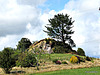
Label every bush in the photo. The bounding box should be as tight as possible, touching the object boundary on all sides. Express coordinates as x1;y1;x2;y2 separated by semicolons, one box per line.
75;56;85;63
77;48;85;56
52;46;66;53
80;57;85;62
52;59;61;64
55;60;61;64
0;47;16;74
62;61;68;64
75;56;80;63
70;56;78;63
16;53;37;67
86;56;91;61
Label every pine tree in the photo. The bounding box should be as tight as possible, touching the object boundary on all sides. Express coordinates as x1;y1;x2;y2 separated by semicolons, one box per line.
44;13;75;47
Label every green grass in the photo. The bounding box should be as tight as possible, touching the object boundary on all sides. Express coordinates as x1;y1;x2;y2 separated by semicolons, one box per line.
37;53;86;62
29;67;100;75
37;53;77;62
50;53;85;61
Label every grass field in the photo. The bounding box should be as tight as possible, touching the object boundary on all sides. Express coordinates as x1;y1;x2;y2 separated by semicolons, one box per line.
29;67;100;75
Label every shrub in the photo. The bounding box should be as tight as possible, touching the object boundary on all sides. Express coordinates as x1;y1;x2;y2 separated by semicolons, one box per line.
77;48;85;56
86;56;91;61
55;60;61;64
75;56;80;63
80;57;85;62
53;59;58;63
0;47;16;74
75;56;85;63
52;46;66;53
16;53;37;67
70;56;78;63
62;61;68;64
52;59;61;64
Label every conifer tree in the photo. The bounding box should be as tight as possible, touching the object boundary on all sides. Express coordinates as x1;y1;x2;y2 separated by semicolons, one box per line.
44;13;75;47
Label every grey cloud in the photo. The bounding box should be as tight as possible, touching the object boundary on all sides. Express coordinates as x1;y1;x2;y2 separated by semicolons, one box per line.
0;16;42;36
17;0;46;6
0;22;27;36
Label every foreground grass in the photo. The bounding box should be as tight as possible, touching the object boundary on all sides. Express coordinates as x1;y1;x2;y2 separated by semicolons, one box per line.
29;67;100;75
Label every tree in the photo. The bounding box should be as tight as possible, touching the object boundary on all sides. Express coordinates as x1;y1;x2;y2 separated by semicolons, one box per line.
77;48;85;56
17;38;32;52
44;13;76;47
0;47;16;74
31;48;51;70
16;52;36;67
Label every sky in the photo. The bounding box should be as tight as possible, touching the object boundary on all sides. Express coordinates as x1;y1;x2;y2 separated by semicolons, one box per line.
0;0;100;58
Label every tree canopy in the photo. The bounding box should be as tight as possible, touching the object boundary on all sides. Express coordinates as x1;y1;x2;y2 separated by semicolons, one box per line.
17;38;32;52
77;48;85;56
44;13;76;47
0;47;16;74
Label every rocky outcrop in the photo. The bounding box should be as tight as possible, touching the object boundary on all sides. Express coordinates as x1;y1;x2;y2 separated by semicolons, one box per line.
28;38;75;54
29;38;55;54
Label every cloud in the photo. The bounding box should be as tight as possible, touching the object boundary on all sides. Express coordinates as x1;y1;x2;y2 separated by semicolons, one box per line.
23;10;57;41
0;35;22;50
17;0;46;6
61;0;100;57
0;0;43;36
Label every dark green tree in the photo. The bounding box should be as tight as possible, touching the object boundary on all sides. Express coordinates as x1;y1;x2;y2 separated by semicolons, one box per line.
17;38;32;52
77;48;85;56
0;47;16;74
44;13;76;47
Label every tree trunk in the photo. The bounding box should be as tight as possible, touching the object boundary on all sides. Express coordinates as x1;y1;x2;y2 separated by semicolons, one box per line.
61;24;65;46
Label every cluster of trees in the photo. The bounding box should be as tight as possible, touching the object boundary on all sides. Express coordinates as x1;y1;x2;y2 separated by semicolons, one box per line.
0;38;36;74
0;47;44;73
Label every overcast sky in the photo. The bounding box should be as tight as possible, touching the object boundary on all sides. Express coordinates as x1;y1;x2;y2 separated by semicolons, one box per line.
0;0;100;58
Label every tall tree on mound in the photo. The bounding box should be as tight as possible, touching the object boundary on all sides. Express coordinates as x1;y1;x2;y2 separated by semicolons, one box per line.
44;13;76;47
